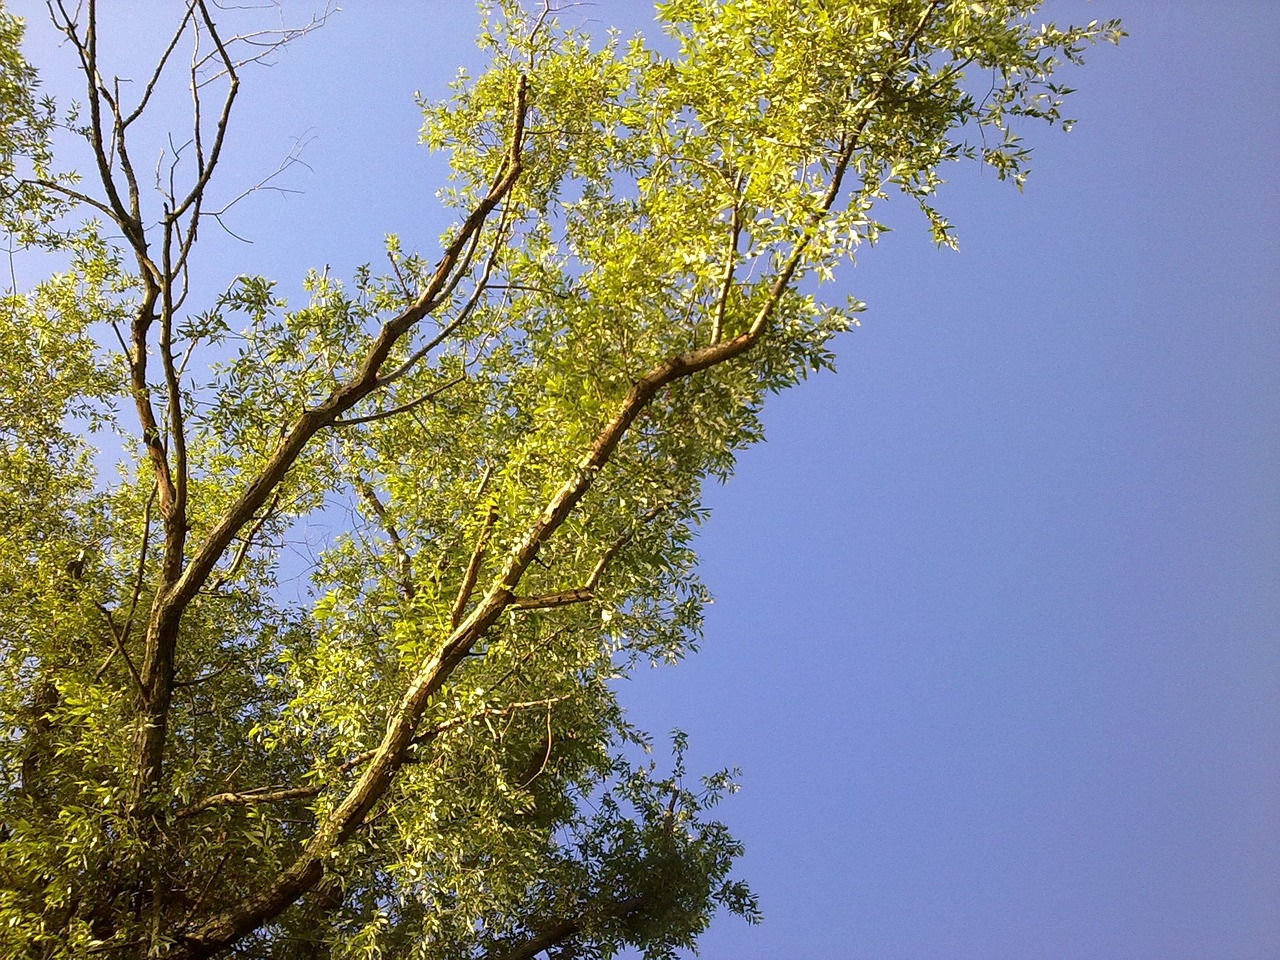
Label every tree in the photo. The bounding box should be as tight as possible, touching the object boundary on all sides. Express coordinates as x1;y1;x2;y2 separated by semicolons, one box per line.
0;1;1121;957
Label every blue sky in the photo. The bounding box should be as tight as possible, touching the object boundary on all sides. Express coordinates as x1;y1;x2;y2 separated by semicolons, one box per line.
23;1;1279;957
629;5;1278;956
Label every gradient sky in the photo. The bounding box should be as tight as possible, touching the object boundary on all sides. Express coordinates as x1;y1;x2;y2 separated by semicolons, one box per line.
23;1;1280;958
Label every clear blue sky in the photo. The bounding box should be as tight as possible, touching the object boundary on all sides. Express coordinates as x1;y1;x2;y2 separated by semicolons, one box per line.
25;1;1279;957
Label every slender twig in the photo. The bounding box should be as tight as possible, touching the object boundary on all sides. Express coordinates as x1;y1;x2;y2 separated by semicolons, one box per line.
120;481;158;646
180;846;234;931
374;197;515;389
209;490;282;592
173;660;236;688
711;171;744;344
353;476;415;600
24;177;116;220
331;374;465;428
168;1;239;224
122;2;197;128
511;504;667;610
586;503;666;589
93;603;146;694
191;7;334;85
451;503;498;628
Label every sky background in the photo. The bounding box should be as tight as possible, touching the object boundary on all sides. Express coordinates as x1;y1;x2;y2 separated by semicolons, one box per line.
21;1;1280;958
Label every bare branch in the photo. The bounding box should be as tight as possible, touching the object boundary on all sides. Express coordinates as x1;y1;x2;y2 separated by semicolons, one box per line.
168;1;240;225
47;0;145;247
200;134;312;219
172;659;236;688
191;5;335;85
121;2;198;129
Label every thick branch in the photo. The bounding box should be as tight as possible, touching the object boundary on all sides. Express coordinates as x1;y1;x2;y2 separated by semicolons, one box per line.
168;74;528;620
127;77;531;817
511;588;594;611
175;320;765;960
169;13;938;954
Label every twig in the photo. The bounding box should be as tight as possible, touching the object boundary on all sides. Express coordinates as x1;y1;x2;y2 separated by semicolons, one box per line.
711;171;744;344
452;503;499;628
353;476;415;600
331;374;465;428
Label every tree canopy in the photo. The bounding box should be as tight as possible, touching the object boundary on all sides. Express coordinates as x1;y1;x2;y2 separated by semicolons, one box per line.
0;1;1119;957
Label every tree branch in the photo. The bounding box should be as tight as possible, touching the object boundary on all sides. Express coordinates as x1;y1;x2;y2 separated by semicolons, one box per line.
168;73;529;620
353;476;415;600
122;2;196;129
120;480;158;648
711;171;744;345
511;588;594;611
330;374;465;428
174;697;565;820
452;502;498;628
93;603;146;694
490;896;648;960
170;12;940;952
168;1;239;225
209;490;281;593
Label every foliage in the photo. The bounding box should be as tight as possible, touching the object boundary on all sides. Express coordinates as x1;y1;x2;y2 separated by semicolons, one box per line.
0;1;1119;957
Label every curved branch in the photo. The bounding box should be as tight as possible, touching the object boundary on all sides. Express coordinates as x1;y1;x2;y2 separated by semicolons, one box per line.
174;697;565;821
122;2;197;129
490;896;648;960
330;374;465;428
167;73;530;621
